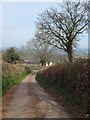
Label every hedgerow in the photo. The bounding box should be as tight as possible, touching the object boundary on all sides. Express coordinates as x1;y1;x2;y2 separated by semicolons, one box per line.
2;61;31;96
36;58;90;116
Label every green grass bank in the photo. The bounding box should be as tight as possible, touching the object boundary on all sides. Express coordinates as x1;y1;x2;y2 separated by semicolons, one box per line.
2;61;31;96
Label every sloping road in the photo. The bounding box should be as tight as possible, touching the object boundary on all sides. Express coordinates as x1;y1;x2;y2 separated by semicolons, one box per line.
2;74;71;118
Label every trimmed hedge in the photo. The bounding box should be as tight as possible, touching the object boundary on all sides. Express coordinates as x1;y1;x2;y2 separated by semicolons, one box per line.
36;58;90;116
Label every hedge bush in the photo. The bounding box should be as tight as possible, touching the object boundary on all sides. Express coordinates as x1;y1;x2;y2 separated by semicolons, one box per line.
36;58;90;116
2;61;31;96
2;72;27;96
24;66;32;74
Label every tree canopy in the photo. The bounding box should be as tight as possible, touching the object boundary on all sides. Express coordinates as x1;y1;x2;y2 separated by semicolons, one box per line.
2;47;20;64
36;1;88;62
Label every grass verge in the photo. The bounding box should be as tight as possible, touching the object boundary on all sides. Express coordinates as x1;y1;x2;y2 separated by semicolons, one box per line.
2;71;29;96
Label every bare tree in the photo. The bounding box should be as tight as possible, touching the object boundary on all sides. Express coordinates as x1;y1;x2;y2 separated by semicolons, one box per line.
18;45;34;61
32;37;53;66
36;1;88;62
18;37;53;65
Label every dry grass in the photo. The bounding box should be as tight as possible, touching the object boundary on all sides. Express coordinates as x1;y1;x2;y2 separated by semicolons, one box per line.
2;61;24;78
2;61;27;96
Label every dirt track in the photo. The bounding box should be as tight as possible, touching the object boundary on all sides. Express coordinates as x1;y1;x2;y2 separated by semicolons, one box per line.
2;74;71;118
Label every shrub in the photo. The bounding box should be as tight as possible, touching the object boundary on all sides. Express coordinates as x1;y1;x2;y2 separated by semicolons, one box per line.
36;58;90;116
2;74;15;95
2;61;30;96
2;47;20;64
24;66;32;74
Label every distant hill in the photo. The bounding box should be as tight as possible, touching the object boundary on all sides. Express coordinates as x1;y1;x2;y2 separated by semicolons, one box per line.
74;48;88;57
53;48;88;58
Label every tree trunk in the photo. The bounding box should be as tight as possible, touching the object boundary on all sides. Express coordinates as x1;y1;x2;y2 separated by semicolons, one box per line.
68;51;73;63
40;58;46;66
41;62;44;66
41;61;45;66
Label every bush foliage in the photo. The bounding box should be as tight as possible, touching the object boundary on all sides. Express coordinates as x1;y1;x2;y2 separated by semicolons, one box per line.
36;58;90;115
2;61;31;96
2;47;20;64
24;66;32;74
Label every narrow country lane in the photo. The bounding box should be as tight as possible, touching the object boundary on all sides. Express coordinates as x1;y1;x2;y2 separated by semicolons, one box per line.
2;74;71;118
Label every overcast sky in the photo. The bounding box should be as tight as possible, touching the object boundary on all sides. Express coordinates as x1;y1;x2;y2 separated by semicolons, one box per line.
0;1;88;49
